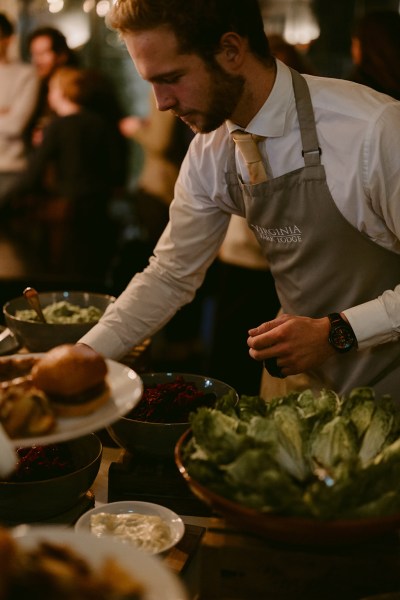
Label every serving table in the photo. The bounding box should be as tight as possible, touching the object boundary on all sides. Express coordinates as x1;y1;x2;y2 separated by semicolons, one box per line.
92;445;210;597
93;444;400;600
5;344;400;599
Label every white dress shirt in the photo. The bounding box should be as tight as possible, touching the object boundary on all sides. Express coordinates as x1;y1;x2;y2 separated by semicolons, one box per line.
81;60;400;359
0;62;39;172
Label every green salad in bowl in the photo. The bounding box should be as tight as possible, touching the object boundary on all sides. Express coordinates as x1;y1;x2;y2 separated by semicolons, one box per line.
15;300;103;325
176;386;400;544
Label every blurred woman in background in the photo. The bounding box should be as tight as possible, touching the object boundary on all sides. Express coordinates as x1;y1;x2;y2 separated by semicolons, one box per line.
26;27;79;148
5;66;123;282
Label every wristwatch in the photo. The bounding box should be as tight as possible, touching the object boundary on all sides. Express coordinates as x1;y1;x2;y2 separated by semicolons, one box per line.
328;313;357;353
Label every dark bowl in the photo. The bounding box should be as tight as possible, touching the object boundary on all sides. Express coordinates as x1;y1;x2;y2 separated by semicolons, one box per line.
107;372;238;459
0;433;102;523
175;429;400;546
3;291;115;352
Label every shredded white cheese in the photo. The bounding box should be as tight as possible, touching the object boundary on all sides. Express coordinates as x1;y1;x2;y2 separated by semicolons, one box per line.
90;512;172;554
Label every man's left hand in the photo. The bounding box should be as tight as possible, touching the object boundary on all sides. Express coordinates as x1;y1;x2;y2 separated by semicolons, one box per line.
247;313;336;377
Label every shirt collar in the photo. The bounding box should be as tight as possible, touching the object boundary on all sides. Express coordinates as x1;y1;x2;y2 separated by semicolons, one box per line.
226;59;293;139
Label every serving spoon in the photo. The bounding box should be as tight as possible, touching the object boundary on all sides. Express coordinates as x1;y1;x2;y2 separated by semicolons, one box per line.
23;287;47;323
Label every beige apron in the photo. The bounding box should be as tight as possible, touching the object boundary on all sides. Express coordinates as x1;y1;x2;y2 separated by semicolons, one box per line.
225;68;400;401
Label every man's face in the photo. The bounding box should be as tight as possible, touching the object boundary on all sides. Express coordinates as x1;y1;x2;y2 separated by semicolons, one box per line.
30;35;64;79
124;26;244;133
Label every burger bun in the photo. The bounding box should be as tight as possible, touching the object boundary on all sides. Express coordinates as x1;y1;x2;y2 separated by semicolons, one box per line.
31;344;110;417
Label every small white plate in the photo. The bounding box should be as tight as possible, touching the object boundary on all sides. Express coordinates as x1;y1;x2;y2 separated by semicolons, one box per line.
75;500;185;554
12;525;188;600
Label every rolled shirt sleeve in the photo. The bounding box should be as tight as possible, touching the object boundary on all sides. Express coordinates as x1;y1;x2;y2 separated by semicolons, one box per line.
344;286;400;350
80;155;231;359
344;101;400;350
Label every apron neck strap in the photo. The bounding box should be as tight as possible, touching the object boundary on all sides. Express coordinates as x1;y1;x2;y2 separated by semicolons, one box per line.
289;67;321;167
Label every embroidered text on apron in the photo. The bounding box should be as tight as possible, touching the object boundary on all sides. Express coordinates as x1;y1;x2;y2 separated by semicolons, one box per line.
225;68;400;399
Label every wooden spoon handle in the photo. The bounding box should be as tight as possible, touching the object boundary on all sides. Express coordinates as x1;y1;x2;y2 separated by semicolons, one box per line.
23;287;47;323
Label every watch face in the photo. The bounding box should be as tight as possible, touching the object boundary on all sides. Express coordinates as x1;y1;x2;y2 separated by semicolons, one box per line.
330;325;355;351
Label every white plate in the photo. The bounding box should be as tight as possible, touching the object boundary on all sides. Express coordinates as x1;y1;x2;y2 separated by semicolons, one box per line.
11;525;188;600
75;500;185;555
9;355;143;448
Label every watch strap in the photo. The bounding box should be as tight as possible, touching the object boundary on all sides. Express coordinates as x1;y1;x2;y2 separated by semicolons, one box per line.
328;312;354;332
328;312;357;353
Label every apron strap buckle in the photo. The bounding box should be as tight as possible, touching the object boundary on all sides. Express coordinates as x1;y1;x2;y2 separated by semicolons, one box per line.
302;147;321;166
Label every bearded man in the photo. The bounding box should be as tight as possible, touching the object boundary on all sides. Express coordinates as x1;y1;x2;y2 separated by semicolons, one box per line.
80;0;400;401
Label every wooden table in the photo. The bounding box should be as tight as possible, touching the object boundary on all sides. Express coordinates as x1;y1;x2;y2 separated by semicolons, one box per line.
92;445;213;600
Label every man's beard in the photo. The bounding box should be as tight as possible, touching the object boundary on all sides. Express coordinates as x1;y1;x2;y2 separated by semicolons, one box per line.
184;63;245;134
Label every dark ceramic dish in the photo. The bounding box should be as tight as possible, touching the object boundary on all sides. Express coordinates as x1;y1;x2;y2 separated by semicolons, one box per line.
3;291;115;352
0;433;102;523
107;372;238;459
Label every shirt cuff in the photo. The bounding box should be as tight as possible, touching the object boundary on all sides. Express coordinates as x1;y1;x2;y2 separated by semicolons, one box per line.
343;299;395;350
78;323;128;360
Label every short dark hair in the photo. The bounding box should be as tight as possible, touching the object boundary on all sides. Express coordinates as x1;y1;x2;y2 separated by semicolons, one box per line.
107;0;271;64
0;13;14;39
28;26;78;64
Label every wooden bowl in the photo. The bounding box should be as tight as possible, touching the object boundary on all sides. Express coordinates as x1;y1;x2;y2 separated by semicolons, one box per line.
175;429;400;546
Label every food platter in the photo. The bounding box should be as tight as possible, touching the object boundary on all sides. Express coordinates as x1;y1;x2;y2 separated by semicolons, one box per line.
11;525;189;600
3;354;143;448
75;500;185;554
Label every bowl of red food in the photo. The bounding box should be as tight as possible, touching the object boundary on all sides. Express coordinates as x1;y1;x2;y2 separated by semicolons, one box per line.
107;372;238;459
0;433;102;523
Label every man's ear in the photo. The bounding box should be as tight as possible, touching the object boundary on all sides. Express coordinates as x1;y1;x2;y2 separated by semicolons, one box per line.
216;32;246;70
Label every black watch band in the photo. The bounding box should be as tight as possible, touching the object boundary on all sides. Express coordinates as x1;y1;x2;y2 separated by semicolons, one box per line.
328;313;357;353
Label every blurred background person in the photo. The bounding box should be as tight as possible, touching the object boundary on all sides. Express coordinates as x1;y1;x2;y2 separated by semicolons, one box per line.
207;35;317;395
5;66;123;283
268;34;317;75
114;91;194;283
27;27;127;187
77;67;128;197
0;13;39;210
26;26;79;148
347;10;400;100
113;91;213;371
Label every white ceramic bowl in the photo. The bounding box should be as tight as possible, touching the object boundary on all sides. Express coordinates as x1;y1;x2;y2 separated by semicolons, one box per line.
75;500;185;554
